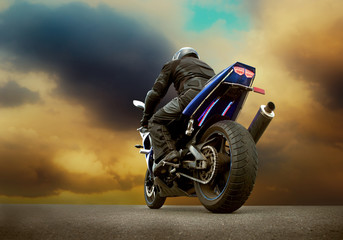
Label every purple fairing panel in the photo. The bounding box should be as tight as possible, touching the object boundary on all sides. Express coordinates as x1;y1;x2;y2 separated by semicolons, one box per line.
182;62;255;125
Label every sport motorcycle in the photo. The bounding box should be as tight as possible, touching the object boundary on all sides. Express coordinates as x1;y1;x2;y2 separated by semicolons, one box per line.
133;62;275;213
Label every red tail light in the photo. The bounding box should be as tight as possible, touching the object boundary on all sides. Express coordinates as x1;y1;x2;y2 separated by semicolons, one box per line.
234;66;244;75
245;69;254;78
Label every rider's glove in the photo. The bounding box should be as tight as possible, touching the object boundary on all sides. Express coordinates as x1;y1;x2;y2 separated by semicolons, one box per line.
140;115;149;127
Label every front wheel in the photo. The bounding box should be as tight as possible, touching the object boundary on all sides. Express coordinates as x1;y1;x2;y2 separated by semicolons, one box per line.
194;120;258;213
144;169;166;209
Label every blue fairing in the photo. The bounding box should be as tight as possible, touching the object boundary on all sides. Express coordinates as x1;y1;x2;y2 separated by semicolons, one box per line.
183;62;255;125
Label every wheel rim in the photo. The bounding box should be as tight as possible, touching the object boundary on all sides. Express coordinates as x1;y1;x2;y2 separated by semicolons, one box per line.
145;171;156;204
146;185;155;198
198;132;232;200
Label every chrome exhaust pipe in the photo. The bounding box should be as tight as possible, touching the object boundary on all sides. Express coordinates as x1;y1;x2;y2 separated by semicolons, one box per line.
248;102;275;143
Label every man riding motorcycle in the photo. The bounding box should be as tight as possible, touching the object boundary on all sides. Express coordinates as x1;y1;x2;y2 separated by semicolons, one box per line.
141;47;215;175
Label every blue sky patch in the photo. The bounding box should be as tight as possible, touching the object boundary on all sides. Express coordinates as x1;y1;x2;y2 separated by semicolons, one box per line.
185;3;250;32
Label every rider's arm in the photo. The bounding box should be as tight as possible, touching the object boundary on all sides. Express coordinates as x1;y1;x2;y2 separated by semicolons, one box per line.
141;61;174;126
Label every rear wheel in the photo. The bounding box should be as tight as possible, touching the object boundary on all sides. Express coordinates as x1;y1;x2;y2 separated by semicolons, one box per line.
194;120;258;213
144;169;166;209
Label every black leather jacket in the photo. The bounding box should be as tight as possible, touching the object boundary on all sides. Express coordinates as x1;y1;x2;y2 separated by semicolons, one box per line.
141;56;215;126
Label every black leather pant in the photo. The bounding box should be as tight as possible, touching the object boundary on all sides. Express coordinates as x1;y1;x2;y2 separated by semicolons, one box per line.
148;88;200;161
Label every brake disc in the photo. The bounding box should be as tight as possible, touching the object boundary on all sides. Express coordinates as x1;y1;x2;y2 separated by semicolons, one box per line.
198;145;218;184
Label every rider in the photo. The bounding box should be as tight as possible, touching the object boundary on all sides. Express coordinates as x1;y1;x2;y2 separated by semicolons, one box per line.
141;47;215;174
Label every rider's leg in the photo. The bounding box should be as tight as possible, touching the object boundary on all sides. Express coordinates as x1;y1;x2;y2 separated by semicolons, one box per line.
148;97;181;163
149;89;200;163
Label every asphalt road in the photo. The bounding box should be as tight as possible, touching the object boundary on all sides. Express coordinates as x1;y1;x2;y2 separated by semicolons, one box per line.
1;204;342;240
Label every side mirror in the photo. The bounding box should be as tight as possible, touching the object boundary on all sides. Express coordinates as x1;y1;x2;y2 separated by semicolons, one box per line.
133;100;145;111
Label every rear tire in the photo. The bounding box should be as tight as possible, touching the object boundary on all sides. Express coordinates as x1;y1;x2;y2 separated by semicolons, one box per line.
144;169;166;209
194;120;258;213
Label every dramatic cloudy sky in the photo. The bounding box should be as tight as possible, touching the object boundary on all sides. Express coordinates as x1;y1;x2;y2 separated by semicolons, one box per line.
0;0;342;205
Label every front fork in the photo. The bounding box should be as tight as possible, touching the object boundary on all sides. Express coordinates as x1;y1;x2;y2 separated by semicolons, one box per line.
136;128;154;175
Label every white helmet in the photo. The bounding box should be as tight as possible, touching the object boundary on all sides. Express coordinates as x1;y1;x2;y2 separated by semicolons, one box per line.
172;47;199;61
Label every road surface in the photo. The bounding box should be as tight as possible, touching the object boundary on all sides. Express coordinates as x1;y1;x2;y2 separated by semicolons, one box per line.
1;204;342;239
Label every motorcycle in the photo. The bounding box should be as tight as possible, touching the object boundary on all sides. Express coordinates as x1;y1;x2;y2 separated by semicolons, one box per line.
133;62;275;213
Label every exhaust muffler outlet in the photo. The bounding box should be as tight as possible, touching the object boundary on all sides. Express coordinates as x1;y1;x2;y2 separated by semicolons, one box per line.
248;102;275;143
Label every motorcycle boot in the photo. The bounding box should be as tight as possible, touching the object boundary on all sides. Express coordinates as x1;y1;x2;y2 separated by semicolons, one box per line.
153;150;180;176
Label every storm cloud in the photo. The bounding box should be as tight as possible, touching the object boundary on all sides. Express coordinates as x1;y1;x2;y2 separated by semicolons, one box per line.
248;134;343;205
0;132;142;197
275;19;343;109
0;81;40;107
0;2;173;129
